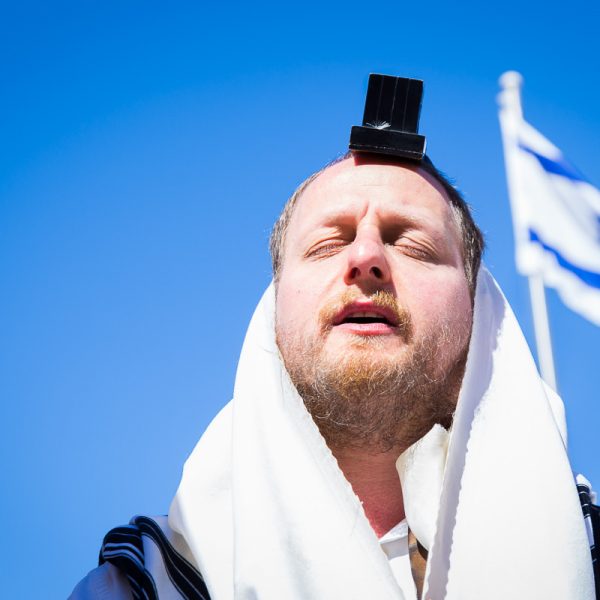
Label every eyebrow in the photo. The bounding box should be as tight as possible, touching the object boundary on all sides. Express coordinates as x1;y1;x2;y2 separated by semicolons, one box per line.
303;205;446;235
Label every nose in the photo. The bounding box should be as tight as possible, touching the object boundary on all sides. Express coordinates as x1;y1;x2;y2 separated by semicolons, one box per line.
344;228;391;286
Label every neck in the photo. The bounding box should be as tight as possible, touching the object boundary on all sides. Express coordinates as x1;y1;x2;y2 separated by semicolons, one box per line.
332;445;405;538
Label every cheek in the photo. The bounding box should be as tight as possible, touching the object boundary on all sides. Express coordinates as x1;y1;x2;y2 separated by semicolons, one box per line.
406;271;472;334
275;268;324;337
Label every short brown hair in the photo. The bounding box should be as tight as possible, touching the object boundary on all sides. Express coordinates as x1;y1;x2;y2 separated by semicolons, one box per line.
269;153;484;295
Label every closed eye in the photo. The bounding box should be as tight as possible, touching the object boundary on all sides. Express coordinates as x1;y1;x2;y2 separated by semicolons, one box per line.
391;239;436;261
305;239;350;259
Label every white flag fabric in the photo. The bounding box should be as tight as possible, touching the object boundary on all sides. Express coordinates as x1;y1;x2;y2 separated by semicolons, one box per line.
499;81;600;325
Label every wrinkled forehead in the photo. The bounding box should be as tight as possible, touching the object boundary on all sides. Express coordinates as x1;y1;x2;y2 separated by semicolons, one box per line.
288;156;461;241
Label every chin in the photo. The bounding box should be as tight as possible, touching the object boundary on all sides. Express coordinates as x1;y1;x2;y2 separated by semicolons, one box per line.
333;333;405;353
326;341;408;368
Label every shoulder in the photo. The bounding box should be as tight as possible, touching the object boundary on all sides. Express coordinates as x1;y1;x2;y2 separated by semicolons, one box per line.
68;562;132;600
70;515;211;600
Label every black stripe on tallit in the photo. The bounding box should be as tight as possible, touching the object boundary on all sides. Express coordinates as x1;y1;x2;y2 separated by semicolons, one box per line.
99;523;158;600
133;515;211;600
99;516;211;599
577;483;600;599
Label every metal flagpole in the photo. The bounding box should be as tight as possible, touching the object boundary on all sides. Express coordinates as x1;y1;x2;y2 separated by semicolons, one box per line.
499;71;558;391
528;273;558;391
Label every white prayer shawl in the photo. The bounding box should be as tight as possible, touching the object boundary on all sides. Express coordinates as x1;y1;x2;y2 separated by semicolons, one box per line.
169;268;595;599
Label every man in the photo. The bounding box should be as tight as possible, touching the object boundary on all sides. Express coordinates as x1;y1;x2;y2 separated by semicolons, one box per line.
71;154;597;599
272;152;476;538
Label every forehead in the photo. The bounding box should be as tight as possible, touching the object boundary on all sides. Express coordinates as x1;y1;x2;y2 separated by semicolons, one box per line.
289;157;459;239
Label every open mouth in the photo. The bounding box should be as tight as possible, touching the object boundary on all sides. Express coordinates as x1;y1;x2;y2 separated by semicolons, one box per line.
332;304;400;332
341;311;394;326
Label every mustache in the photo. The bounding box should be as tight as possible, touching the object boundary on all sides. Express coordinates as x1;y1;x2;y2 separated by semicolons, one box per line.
319;289;413;338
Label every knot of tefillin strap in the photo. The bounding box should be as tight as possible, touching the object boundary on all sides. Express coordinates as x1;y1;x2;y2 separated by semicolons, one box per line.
349;74;426;161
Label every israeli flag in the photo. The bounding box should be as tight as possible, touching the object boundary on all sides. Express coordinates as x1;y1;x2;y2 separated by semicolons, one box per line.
499;73;600;325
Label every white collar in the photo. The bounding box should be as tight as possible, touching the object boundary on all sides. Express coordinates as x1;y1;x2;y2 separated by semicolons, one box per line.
379;519;408;544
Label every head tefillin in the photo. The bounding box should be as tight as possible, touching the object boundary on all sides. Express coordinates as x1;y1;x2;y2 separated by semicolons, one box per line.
349;74;426;161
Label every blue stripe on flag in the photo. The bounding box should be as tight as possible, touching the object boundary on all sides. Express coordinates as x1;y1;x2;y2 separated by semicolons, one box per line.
529;229;600;289
518;143;586;183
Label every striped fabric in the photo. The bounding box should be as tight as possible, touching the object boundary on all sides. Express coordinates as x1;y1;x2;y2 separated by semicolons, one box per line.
577;480;600;598
99;516;211;600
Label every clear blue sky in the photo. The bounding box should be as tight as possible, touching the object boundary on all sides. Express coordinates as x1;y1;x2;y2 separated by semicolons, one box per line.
1;2;598;597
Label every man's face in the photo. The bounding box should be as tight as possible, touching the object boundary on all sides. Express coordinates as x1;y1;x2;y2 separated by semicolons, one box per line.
275;156;473;452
